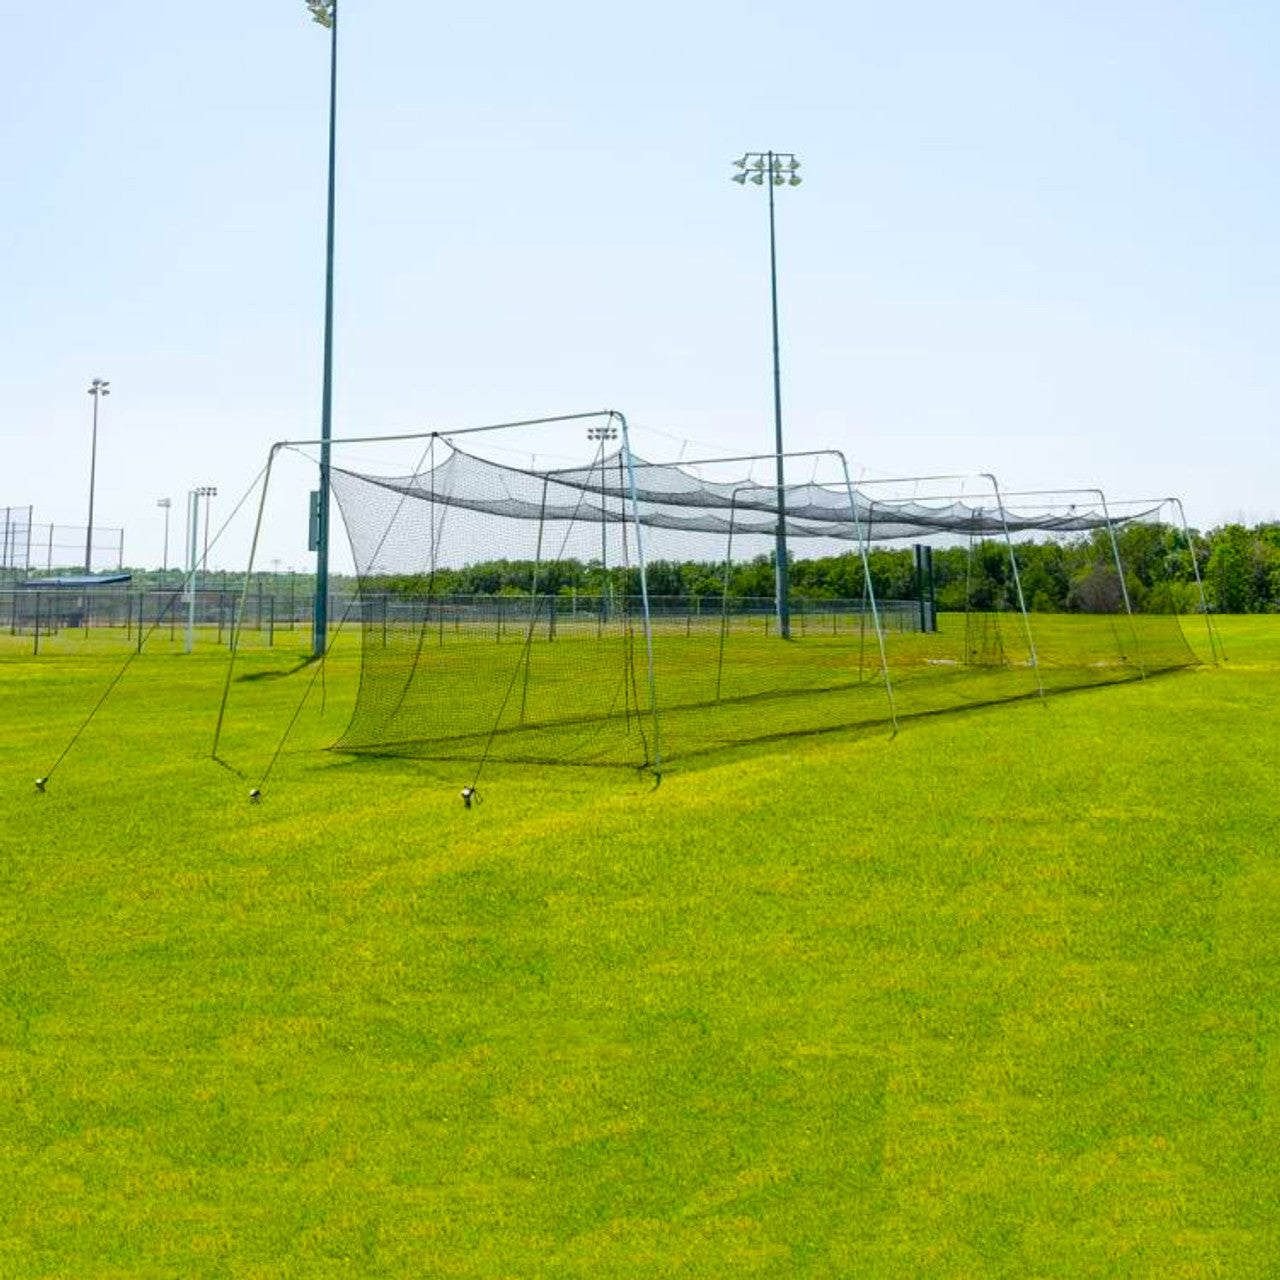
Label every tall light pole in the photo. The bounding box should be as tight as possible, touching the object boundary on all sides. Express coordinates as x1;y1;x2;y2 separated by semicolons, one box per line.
84;379;110;573
157;498;172;575
733;151;802;639
308;0;337;657
195;486;217;592
587;423;619;623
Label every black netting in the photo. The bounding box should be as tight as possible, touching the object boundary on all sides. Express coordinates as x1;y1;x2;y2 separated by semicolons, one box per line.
323;440;1203;774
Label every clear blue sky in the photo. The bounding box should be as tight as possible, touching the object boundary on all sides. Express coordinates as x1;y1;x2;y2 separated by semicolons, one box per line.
2;1;1276;570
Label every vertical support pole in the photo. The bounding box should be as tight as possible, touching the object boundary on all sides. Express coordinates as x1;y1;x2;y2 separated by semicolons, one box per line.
615;448;636;732
964;518;976;663
987;474;1043;699
716;490;739;702
33;590;41;656
914;544;927;633
836;457;897;731
858;501;873;682
1172;497;1223;663
925;545;937;632
617;413;662;779
519;479;550;725
1097;490;1144;677
212;450;277;758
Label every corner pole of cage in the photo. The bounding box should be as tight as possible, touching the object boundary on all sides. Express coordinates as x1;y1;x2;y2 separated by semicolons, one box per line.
835;452;898;733
1097;489;1145;678
212;445;278;759
1171;497;1223;664
518;476;549;725
615;412;662;781
986;473;1044;700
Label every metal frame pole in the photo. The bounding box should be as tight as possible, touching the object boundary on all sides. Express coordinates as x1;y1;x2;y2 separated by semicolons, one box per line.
616;412;662;780
835;457;898;732
313;0;339;658
986;473;1044;699
716;490;739;702
1097;491;1144;677
213;452;278;756
1172;497;1223;663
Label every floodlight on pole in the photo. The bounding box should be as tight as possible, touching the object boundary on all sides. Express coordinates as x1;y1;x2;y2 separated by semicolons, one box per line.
156;497;172;574
731;150;802;639
195;486;217;593
308;0;338;658
84;379;110;573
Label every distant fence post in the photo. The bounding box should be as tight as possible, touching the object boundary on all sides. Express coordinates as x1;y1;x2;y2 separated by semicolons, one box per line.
33;591;40;656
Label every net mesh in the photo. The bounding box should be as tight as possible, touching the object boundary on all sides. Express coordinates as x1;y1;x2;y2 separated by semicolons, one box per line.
321;436;1202;773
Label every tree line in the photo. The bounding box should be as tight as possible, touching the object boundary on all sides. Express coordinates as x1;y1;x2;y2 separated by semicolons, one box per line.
367;520;1280;614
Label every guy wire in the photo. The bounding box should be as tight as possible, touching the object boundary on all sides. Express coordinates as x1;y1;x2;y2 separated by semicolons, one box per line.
37;463;269;788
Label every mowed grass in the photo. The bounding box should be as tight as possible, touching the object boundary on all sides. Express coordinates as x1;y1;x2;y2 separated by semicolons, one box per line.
1;617;1278;1277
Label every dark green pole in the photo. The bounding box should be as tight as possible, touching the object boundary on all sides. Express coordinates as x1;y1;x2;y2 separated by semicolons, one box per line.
313;0;338;657
766;154;791;639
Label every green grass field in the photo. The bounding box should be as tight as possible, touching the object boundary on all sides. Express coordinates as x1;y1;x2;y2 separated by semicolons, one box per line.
1;616;1278;1276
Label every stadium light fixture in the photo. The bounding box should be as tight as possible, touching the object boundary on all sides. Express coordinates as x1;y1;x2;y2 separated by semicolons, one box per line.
308;0;339;658
84;378;110;573
156;497;172;574
730;151;803;639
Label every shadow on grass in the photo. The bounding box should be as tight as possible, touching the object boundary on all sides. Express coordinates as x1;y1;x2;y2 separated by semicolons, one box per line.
234;656;317;682
311;664;1196;788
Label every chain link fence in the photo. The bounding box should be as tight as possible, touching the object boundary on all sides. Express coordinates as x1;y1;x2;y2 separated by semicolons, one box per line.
1;588;926;655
